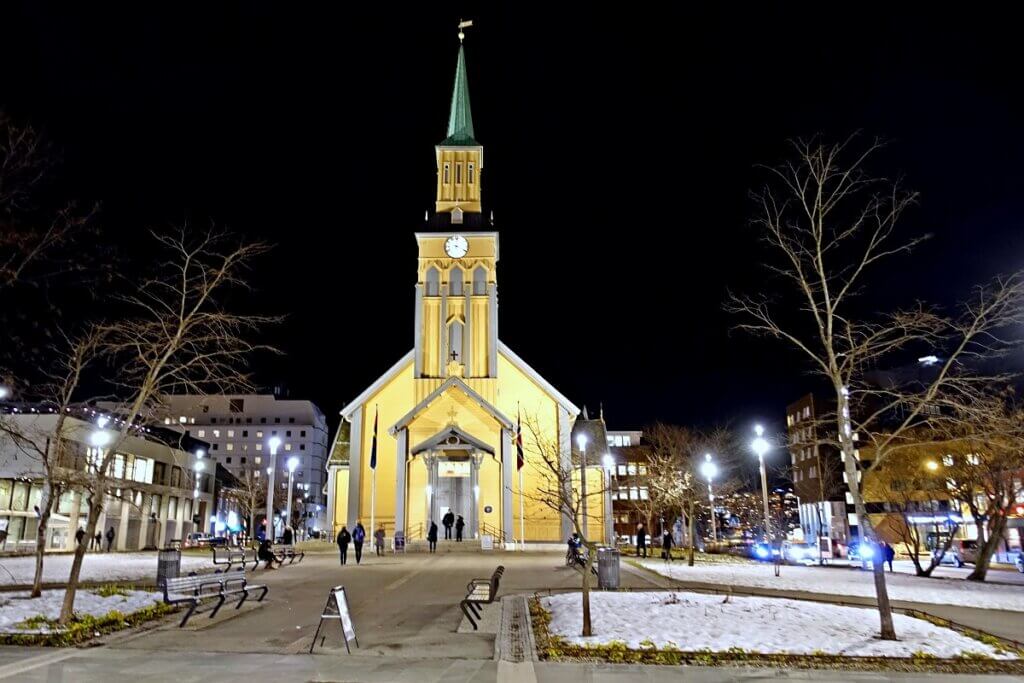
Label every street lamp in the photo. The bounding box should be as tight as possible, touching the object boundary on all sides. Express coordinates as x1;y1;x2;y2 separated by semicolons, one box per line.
285;456;299;536
602;453;615;545
750;425;772;542
0;386;9;400
576;433;588;537
925;460;939;472
700;453;718;542
265;437;281;542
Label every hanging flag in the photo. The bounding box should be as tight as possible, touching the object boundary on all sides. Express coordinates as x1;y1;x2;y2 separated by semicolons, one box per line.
516;406;525;471
369;405;378;470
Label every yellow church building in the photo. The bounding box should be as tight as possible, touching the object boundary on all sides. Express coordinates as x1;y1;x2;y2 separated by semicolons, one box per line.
325;30;607;547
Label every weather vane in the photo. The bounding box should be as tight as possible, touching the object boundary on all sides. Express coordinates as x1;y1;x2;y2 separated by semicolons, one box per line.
458;19;473;43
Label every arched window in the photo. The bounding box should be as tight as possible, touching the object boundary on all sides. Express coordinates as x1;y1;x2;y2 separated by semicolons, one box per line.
473;266;487;295
449;267;463;296
443;163;450;185
468;162;475;185
448;320;464;364
425;267;440;296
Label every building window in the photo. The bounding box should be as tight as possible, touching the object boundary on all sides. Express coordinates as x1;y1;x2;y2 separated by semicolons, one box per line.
443;162;450;184
213;430;220;438
275;418;281;424
966;453;980;465
226;457;232;464
242;430;248;437
455;163;462;184
230;398;244;413
468;162;475;184
227;430;235;438
254;470;259;479
289;418;295;424
178;416;187;424
448;320;464;363
473;266;486;295
256;430;263;438
300;430;306;438
449;267;463;296
212;444;218;451
246;417;252;424
255;444;262;451
809;465;817;479
211;417;217;424
285;444;292;451
255;456;262;465
226;443;234;451
260;417;267;424
197;430;206;438
272;430;277;436
286;430;292;437
300;444;306;451
942;454;954;467
617;465;627;476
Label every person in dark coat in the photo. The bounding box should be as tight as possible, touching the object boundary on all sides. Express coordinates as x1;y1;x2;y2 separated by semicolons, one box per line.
427;521;438;552
282;526;293;545
75;527;85;547
257;538;279;569
353;521;366;564
636;522;647;558
661;529;674;562
455;515;465;542
93;531;102;551
883;542;896;572
105;526;115;552
336;526;351;565
374;526;385;556
442;510;454;540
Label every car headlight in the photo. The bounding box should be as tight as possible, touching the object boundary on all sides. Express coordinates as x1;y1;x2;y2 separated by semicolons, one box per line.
755;546;769;559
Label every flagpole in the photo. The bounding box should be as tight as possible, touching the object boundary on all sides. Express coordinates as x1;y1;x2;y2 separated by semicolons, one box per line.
370;405;378;540
519;468;525;551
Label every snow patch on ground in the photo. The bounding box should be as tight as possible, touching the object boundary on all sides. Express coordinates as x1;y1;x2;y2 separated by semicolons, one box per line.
0;589;163;633
0;552;210;586
640;560;1024;612
541;591;1014;658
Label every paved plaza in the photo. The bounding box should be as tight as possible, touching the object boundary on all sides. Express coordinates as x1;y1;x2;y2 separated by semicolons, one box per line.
1;549;1023;682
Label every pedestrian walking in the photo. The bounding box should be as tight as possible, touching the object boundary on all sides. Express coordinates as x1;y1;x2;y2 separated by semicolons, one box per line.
374;526;385;556
353;521;366;564
427;520;438;552
92;531;101;551
455;515;465;542
661;529;673;562
75;527;85;547
0;517;7;550
336;526;351;565
105;526;115;552
636;522;647;558
883;542;896;572
442;509;454;540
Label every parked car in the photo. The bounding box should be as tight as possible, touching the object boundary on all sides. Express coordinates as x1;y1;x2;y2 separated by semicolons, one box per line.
185;532;211;548
932;539;980;568
783;541;816;564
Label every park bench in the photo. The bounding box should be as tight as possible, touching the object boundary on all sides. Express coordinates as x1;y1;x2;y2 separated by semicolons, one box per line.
210;545;253;572
162;573;268;627
272;544;304;564
459;565;504;631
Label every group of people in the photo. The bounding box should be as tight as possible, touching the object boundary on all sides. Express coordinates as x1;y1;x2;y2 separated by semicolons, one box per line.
631;522;673;561
424;509;465;552
335;521;386;565
74;526;116;552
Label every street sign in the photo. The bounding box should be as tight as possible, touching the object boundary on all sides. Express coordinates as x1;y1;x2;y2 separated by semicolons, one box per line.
309;585;358;654
818;536;833;559
393;531;405;553
481;534;494;551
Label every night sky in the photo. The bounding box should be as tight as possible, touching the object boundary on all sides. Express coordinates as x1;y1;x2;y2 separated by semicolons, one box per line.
2;5;1022;439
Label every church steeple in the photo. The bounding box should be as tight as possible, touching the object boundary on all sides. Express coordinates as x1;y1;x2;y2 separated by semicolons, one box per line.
442;45;477;146
435;22;483;217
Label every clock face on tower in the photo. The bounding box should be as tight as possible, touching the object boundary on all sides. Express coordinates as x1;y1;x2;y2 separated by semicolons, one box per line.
444;234;469;258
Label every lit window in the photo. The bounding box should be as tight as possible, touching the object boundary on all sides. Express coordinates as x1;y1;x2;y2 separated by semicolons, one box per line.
255;456;262;464
285;444;292;451
197;430;206;438
639;487;649;500
627;464;637;476
942;454;954;467
254;470;259;479
189;417;195;424
256;430;263;438
638;465;647;475
227;430;235;438
622;436;632;447
967;454;980;465
226;444;234;451
164;418;171;425
213;430;220;438
255;444;262;452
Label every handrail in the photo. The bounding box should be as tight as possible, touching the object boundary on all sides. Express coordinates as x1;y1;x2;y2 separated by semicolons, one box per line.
480;522;505;543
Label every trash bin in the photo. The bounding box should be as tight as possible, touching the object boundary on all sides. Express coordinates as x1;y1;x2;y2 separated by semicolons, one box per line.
157;547;181;590
597;546;620;590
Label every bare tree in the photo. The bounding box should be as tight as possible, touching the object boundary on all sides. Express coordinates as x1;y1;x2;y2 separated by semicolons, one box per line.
58;228;277;624
225;468;286;544
0;327;106;597
728;136;1024;639
521;415;610;637
644;424;739;566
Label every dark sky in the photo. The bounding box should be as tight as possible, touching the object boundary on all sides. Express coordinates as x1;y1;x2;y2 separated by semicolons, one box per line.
2;5;1022;439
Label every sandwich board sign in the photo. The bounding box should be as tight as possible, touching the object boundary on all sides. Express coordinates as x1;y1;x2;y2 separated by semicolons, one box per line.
309;585;358;653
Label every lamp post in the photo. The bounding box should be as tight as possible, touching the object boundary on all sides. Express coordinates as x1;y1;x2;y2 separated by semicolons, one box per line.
602;453;615;546
751;425;772;542
285;456;299;536
265;437;281;542
700;453;718;543
576;433;588;537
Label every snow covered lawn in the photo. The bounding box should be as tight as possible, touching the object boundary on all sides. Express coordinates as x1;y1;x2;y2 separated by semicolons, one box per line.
541;592;1015;658
0;552;210;586
639;560;1024;612
0;589;163;633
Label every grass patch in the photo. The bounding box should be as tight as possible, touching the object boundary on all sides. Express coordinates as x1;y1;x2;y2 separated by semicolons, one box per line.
629;549;756;565
1;603;175;647
529;597;1024;673
91;584;134;598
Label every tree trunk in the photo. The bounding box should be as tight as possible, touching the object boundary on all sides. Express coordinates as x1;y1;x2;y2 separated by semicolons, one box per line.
60;493;102;624
687;499;695;566
581;541;593;636
30;481;58;598
967;513;1007;582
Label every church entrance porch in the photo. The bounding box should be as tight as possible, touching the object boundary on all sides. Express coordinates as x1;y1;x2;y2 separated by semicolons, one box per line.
426;454;480;540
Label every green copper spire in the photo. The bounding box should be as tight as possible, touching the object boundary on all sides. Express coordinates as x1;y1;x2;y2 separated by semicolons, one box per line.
441;45;478;146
